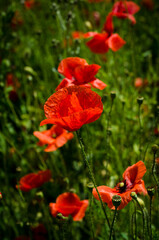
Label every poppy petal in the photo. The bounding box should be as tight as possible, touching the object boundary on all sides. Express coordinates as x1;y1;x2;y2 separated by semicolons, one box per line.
73;200;89;221
33;131;55;145
103;12;114;35
86;33;109;54
90;79;107;90
55;78;74;91
107;33;126;51
126;1;140;15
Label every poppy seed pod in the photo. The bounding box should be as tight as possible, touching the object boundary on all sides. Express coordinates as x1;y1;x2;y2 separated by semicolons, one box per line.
152;144;158;154
147;187;155;198
137;97;144;106
112;195;121;208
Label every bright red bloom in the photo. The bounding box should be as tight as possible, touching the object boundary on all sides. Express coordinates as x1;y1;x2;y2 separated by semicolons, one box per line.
86;32;126;54
112;1;140;24
24;0;35;9
49;192;89;221
40;86;103;132
33;125;74;152
72;12;125;54
93;161;147;210
17;170;52;192
56;57;106;91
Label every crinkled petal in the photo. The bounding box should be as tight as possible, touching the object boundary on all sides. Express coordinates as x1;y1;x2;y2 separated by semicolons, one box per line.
90;79;107;90
73;200;89;221
107;33;126;51
33;131;55;145
56;78;74;91
86;33;109;54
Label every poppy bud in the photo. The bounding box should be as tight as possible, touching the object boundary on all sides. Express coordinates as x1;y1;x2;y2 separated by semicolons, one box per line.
69;188;76;193
130;192;137;200
112;195;121;208
152;144;158;154
85;21;92;30
87;182;94;188
137;97;144;106
35;191;44;201
137;197;145;209
147;186;155;198
56;213;68;220
110;92;116;101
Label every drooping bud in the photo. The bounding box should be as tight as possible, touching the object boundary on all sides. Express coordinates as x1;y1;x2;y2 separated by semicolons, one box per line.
147;186;155;198
137;197;145;209
137;97;144;106
152;144;158;154
130;192;138;200
112;195;121;208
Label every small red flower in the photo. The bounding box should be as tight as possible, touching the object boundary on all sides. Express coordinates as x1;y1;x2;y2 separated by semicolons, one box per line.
134;78;148;88
32;224;47;240
40;86;103;132
24;0;35;9
56;57;106;91
33;125;74;152
93;161;147;210
72;12;125;54
6;73;20;101
112;1;140;24
17;170;52;192
49;192;89;221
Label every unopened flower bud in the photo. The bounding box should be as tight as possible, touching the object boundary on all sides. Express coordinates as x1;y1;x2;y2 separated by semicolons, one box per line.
137;97;144;106
147;186;155;198
110;92;116;101
112;195;121;208
56;213;68;220
130;192;137;200
137;197;145;209
87;182;94;188
152;144;158;154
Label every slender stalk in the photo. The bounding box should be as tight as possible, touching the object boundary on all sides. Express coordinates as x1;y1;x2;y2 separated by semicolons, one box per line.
152;151;159;188
76;130;110;231
109;207;117;240
149;196;152;240
136;199;145;240
138;104;143;160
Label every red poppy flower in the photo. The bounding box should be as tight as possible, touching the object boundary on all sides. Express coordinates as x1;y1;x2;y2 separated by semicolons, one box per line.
11;11;23;29
72;12;125;54
134;78;148;88
112;1;140;24
56;57;106;91
40;86;103;132
17;170;52;192
93;161;147;210
6;73;20;101
24;0;35;9
49;192;89;221
33;125;74;152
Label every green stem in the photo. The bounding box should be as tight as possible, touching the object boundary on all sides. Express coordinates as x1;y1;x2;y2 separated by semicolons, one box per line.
138;105;143;160
136;199;145;240
76;130;110;230
149;197;152;240
109;207;117;240
152;152;159;187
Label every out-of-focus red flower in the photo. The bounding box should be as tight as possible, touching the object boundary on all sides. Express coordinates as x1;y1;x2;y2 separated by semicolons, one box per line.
93;161;147;210
11;11;23;29
112;1;140;24
40;86;103;132
56;57;106;91
14;237;30;240
6;73;20;101
33;125;74;152
0;192;2;199
154;128;159;136
134;78;148;88
72;12;125;54
141;0;154;10
49;192;89;221
32;224;47;240
16;170;52;192
93;11;101;27
86;32;126;54
24;0;35;9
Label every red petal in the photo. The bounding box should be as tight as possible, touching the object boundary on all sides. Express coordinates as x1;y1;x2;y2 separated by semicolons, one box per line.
33;131;55;145
58;57;87;78
123;161;147;185
90;79;107;90
74;64;101;84
92;186;116;209
49;203;58;217
107;33;126;51
86;33;109;54
73;200;89;221
126;1;140;15
103;12;114;35
55;78;74;91
44;143;57;152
